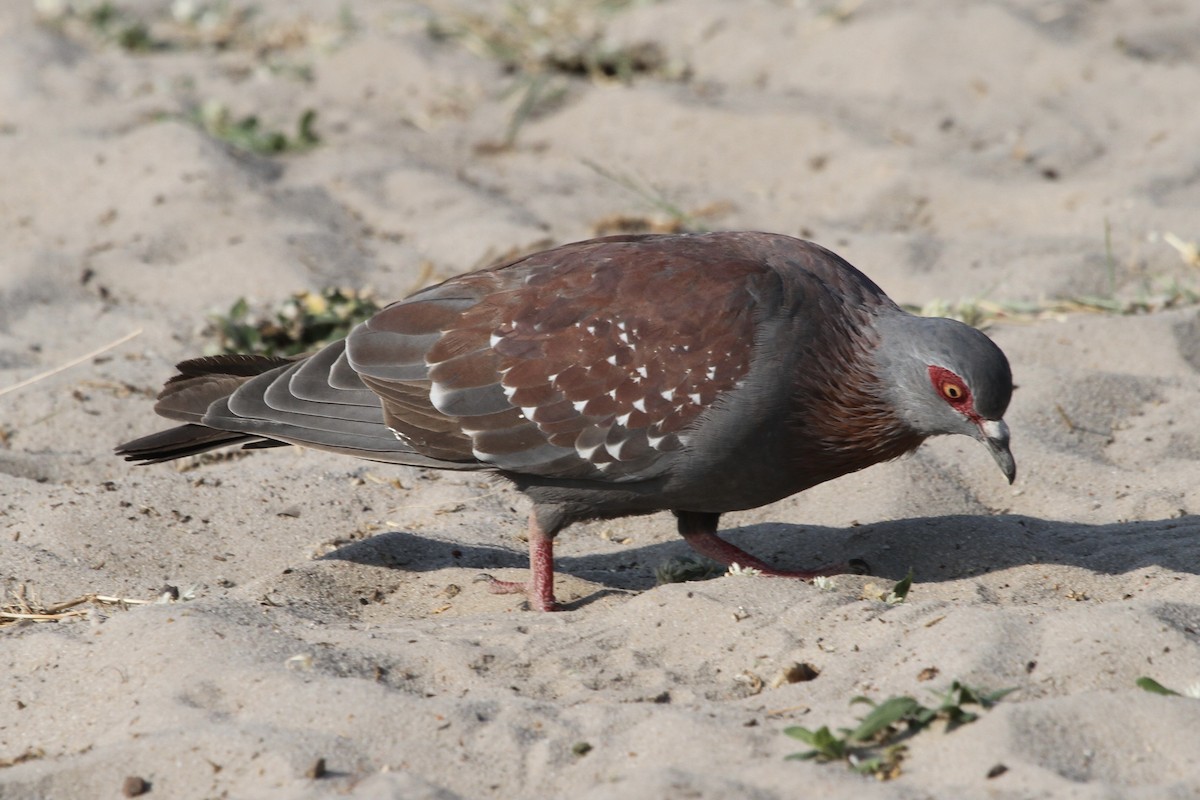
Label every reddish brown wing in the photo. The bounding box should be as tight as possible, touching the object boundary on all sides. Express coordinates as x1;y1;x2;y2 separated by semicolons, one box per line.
347;236;771;481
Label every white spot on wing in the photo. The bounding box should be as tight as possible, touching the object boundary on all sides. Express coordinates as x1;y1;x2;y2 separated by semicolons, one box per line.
428;382;449;410
632;398;646;412
577;441;604;461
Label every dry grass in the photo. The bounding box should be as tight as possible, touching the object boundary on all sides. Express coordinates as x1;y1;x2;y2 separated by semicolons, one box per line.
1;584;158;629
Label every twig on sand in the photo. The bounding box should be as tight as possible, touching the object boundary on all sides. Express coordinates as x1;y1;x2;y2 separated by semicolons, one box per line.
0;586;156;627
0;329;143;400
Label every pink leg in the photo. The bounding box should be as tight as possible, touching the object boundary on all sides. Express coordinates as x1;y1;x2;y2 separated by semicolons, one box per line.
676;511;866;579
477;511;559;611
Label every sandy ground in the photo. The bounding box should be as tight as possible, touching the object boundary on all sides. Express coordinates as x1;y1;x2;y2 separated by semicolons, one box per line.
3;0;1200;797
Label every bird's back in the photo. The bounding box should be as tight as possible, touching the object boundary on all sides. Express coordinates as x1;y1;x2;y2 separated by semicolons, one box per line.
120;232;917;519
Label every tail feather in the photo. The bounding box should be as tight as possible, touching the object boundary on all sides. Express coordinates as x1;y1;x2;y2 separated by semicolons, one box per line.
118;354;300;464
115;424;278;464
154;354;300;422
116;343;482;471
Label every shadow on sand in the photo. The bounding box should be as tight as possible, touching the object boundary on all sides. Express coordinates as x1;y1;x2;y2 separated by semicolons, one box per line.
318;512;1200;594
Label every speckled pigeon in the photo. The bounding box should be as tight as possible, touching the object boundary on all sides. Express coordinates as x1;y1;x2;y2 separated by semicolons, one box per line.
117;232;1015;611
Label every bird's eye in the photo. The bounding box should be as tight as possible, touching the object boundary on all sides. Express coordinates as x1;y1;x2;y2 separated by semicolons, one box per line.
941;382;964;401
928;365;972;410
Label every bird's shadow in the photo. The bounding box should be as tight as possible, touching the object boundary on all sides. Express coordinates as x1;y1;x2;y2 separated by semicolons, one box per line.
318;512;1200;593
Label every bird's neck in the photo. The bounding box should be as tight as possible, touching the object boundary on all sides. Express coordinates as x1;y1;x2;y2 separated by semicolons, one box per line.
786;348;926;481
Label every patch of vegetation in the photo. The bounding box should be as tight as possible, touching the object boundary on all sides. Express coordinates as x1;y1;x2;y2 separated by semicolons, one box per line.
906;281;1200;329
784;681;1015;780
204;287;382;357
35;0;350;56
47;0;160;51
655;555;723;585
908;230;1200;329
36;0;244;52
430;1;686;150
190;101;319;155
427;0;679;82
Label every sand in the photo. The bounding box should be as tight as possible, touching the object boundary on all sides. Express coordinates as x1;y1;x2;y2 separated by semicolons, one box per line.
3;0;1200;797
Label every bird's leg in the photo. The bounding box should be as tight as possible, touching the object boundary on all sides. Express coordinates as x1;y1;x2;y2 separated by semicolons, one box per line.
675;511;864;579
477;510;559;611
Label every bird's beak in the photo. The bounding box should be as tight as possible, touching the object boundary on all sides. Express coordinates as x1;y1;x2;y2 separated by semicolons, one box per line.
977;419;1016;484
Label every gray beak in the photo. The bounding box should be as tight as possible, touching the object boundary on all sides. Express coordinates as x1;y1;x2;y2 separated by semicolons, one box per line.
978;419;1016;484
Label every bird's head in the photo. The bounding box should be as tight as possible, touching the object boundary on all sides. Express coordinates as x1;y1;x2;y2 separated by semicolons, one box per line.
874;313;1015;483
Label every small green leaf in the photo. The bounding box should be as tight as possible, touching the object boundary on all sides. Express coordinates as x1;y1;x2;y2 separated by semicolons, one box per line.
886;569;914;604
1136;677;1181;696
848;696;920;742
783;725;845;760
980;687;1019;706
782;725;818;743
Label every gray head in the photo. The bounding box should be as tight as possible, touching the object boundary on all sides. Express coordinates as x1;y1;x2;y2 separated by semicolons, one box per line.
873;312;1015;483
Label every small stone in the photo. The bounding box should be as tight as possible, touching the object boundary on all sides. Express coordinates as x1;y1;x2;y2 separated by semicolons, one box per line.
122;775;150;797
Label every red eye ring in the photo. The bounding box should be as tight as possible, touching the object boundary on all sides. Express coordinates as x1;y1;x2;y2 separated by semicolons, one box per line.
928;365;972;407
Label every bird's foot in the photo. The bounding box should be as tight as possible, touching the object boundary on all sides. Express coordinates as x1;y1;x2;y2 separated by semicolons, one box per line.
682;528;870;580
474;573;560;612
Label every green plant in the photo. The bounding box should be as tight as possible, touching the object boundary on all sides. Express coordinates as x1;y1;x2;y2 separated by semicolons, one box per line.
884;569;914;605
654;555;723;585
428;1;681;149
1136;676;1200;698
427;0;669;82
908;228;1200;330
191;101;319;155
205;287;381;357
784;681;1015;779
35;0;256;52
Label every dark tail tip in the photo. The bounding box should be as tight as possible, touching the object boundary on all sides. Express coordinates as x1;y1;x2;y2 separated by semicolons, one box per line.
115;424;268;464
